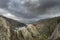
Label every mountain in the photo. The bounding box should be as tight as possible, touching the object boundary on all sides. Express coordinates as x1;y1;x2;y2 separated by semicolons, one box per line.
0;15;26;27
0;15;26;40
32;16;60;40
0;15;60;40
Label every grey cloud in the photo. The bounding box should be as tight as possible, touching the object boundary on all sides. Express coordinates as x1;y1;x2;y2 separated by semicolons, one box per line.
7;0;60;15
0;0;9;8
0;0;60;24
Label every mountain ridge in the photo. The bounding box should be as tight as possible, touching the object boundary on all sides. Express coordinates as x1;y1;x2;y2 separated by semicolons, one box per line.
0;15;60;40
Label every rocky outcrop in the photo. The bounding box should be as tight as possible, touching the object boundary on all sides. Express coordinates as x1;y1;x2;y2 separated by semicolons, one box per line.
0;15;41;40
0;15;42;40
49;23;60;40
0;15;26;40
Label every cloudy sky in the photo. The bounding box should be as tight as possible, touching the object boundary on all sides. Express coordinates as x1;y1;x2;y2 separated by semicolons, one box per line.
0;0;60;24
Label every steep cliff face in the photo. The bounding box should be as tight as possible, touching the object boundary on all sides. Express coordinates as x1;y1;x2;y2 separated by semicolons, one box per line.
48;23;60;40
0;15;26;40
33;17;60;40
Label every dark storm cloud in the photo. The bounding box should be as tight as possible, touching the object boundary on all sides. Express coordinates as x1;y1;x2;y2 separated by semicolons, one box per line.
0;0;60;24
0;0;9;8
7;0;60;16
